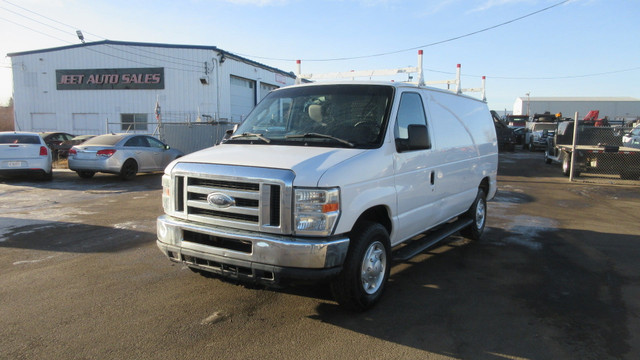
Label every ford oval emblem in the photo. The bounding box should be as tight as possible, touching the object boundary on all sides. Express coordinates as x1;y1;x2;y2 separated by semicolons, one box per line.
207;192;236;208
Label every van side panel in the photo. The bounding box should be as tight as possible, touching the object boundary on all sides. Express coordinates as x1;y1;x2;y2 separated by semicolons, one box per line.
425;90;498;220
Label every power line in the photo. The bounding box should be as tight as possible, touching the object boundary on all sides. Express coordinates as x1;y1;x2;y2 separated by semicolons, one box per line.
0;15;72;44
2;0;635;81
0;0;205;68
483;66;640;80
236;0;572;62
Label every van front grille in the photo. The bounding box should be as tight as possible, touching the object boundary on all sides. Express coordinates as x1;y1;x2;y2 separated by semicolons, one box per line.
170;163;294;234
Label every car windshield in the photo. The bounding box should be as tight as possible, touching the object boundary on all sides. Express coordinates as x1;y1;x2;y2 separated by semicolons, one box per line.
0;134;40;144
228;84;394;148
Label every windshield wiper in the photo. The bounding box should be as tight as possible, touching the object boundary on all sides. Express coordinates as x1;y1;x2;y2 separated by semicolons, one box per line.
229;132;271;143
285;133;354;147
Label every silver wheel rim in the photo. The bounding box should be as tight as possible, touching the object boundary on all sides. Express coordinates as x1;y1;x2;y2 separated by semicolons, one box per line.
475;198;486;229
361;241;386;295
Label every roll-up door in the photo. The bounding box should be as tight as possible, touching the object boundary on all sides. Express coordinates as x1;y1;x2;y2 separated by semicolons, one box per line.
230;76;256;122
259;83;279;101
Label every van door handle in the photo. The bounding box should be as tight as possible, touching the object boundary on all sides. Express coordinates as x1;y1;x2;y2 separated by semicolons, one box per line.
430;171;435;185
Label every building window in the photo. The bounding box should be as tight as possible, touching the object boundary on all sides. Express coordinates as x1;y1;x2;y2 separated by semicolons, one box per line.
121;113;148;131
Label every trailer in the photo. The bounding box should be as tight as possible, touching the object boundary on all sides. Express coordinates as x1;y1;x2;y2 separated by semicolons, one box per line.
544;120;640;179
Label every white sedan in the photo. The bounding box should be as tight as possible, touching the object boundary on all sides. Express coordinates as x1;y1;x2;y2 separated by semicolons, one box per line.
68;134;183;180
0;131;53;180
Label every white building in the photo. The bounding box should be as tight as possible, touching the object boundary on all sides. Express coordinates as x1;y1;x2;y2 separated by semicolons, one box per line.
513;97;640;122
8;40;297;135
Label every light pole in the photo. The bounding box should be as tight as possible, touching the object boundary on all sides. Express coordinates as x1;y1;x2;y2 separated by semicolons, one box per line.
525;92;530;117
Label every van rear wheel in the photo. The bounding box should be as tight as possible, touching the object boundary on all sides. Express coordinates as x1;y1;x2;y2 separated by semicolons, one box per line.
460;188;487;241
330;222;390;311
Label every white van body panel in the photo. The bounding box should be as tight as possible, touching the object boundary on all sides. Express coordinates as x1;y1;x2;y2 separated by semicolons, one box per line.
386;86;497;245
179;144;367;187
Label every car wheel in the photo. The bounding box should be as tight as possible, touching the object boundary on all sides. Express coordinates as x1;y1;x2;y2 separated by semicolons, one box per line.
561;152;581;177
330;221;390;311
460;188;487;241
77;170;95;179
561;153;571;176
42;168;53;181
119;159;138;180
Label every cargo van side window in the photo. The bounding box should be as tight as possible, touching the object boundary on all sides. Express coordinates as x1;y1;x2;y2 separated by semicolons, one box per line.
395;92;431;151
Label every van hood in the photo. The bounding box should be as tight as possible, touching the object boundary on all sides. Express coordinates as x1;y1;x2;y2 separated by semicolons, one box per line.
174;144;365;186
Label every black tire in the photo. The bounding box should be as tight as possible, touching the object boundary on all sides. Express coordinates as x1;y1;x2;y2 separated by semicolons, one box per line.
330;222;391;311
460;188;487;241
119;159;138;180
41;169;53;181
561;153;571;176
77;170;95;179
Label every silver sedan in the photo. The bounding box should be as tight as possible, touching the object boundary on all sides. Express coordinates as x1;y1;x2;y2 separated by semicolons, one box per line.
68;134;183;180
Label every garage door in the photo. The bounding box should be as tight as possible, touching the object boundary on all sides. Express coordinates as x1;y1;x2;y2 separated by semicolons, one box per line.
72;113;101;134
259;83;279;101
30;113;56;131
230;76;256;122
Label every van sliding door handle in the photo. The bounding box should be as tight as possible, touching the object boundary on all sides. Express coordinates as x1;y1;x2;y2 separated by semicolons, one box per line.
430;171;435;185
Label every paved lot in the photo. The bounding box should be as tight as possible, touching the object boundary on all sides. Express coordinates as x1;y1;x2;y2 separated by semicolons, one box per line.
1;152;639;359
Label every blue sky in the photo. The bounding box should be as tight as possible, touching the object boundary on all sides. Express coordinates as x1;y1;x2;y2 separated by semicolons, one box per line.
1;0;638;112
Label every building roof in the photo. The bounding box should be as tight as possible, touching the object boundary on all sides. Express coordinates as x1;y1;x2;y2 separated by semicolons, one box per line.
6;40;296;79
515;97;640;102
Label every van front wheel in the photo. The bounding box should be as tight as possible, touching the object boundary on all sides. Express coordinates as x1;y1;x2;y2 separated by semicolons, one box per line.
461;188;487;241
330;222;390;311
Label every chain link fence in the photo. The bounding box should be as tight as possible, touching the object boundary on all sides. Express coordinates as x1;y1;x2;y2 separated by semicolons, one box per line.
157;120;238;154
558;122;640;185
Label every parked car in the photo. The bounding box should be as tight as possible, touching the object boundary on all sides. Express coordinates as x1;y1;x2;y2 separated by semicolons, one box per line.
57;134;96;158
0;131;53;180
623;125;640;149
40;132;75;150
68;134;183;180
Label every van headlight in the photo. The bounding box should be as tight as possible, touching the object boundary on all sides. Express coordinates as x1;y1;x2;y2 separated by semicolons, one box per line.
294;188;340;236
162;174;171;212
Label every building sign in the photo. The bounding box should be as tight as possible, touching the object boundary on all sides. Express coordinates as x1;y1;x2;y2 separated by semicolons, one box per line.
56;68;165;90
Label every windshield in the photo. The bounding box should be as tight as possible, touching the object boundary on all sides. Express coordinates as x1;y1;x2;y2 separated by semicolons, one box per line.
228;84;394;148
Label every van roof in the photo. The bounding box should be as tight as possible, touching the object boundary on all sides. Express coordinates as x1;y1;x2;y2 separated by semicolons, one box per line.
281;81;487;103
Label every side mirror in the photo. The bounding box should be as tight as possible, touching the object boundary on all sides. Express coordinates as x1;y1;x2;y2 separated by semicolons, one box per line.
396;124;431;152
223;124;239;141
164;145;171;150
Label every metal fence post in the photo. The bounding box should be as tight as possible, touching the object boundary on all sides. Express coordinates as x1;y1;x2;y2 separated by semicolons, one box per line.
569;111;579;181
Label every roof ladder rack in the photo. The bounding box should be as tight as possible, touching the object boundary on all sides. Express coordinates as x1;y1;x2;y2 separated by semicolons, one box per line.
295;50;486;102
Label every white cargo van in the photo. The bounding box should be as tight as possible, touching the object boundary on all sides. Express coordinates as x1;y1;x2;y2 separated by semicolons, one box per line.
157;81;498;310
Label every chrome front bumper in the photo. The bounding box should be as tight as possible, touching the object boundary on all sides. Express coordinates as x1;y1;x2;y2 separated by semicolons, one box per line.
157;215;349;280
